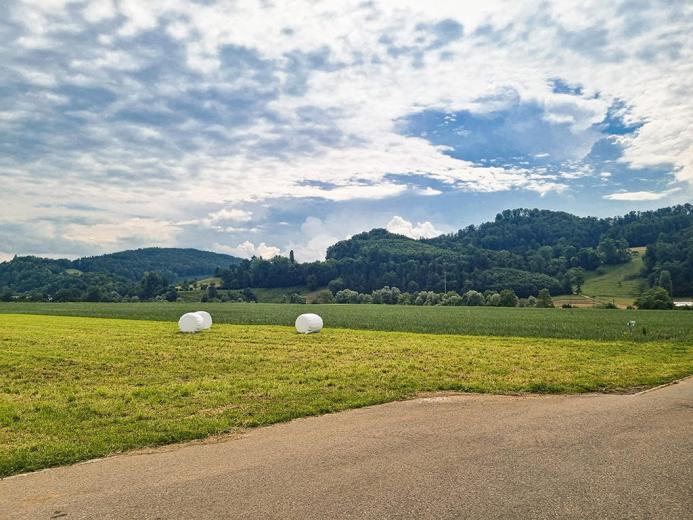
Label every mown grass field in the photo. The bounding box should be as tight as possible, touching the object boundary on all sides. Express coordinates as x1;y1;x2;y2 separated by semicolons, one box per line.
1;313;692;477
1;302;691;342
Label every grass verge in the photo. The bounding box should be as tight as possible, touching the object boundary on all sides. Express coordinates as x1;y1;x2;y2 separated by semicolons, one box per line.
1;314;691;477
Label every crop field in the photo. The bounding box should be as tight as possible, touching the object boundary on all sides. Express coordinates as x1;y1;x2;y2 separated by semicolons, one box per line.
1;302;692;342
1;313;692;477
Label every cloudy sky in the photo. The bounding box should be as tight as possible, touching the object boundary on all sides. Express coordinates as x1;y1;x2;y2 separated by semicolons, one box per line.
1;0;692;262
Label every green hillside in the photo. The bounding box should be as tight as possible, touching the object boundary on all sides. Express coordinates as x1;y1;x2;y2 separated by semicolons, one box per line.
581;247;647;302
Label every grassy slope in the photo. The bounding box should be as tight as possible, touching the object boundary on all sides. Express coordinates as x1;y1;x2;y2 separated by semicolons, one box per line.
1;302;691;343
1;314;691;477
582;247;647;302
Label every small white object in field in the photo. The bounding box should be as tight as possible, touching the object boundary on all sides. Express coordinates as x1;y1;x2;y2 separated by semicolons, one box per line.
627;320;636;332
195;311;213;330
179;312;203;333
295;313;323;334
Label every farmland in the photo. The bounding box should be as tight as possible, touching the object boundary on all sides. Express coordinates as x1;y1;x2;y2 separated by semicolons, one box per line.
1;313;692;477
1;302;692;342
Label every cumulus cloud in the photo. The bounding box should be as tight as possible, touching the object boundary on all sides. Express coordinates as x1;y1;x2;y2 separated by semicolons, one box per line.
603;189;680;201
215;240;281;259
386;216;441;239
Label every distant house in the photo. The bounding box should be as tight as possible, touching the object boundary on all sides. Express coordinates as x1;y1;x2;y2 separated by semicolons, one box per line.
673;301;693;308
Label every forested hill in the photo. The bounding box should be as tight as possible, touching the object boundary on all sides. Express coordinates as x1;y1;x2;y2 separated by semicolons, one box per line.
423;207;693;253
0;248;240;301
221;205;693;297
73;247;240;282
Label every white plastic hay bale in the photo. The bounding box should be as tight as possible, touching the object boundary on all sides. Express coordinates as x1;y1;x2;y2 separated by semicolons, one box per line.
195;311;213;330
295;313;323;334
179;312;203;333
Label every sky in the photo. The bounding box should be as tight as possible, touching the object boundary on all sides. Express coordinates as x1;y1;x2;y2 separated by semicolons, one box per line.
1;0;692;262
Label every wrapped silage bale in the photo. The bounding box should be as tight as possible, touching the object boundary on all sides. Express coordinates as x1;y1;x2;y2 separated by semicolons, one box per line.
179;312;203;333
195;311;213;330
295;313;323;334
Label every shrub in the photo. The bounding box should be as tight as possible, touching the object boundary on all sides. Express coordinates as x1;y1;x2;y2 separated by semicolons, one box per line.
313;289;333;304
535;289;554;308
462;290;485;306
499;289;519;307
635;287;673;309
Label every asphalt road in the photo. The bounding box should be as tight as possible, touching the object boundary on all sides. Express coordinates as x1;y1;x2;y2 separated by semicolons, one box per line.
2;378;692;520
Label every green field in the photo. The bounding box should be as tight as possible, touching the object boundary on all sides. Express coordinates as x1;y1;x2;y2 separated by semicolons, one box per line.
1;302;691;342
1;313;691;477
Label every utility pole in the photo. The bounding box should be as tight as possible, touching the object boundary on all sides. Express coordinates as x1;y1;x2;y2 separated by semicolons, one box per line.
443;270;447;293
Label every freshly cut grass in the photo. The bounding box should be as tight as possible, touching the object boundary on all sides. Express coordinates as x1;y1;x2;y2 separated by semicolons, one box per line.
1;314;691;477
1;302;692;343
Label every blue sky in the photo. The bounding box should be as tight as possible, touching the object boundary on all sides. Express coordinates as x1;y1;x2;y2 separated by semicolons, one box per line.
1;0;692;261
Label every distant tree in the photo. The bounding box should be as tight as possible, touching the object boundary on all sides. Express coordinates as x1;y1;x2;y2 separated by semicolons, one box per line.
406;280;419;293
499;289;518;307
327;277;346;294
657;270;673;295
289;250;295;263
85;286;103;302
462;290;485;306
306;274;319;291
486;292;501;306
567;267;586;294
635;287;673;309
313;289;333;304
165;288;178;302
535;288;554;308
334;288;360;304
284;292;306;304
241;287;257;302
138;271;168;300
441;291;463;306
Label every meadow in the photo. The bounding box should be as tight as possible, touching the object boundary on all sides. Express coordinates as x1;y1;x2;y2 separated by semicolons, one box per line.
1;313;692;477
582;247;647;301
1;302;692;342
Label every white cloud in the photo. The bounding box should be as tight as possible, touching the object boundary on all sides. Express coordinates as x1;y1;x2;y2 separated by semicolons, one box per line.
82;0;115;23
215;240;281;259
418;187;443;196
62;218;181;246
603;188;680;201
386;216;441;239
2;0;691;258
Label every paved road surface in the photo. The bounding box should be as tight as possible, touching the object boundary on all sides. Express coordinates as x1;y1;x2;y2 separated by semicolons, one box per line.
2;379;692;520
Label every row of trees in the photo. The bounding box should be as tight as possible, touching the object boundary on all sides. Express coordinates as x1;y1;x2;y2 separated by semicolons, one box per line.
282;286;555;308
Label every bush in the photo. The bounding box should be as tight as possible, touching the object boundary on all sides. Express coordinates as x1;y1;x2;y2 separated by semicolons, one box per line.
535;289;554;308
281;292;306;304
635;287;673;309
334;289;359;304
499;289;519;307
462;290;485;306
313;289;333;304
